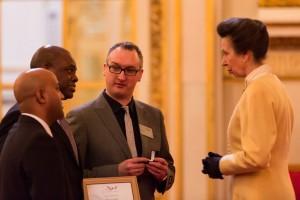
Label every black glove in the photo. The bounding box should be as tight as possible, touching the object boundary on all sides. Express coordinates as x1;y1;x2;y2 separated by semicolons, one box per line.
208;152;222;157
202;152;223;179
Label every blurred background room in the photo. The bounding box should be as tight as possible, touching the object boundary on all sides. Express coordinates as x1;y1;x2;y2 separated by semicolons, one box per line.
1;0;300;199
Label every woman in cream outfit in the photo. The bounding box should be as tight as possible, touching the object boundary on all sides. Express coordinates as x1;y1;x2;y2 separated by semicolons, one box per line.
202;18;295;200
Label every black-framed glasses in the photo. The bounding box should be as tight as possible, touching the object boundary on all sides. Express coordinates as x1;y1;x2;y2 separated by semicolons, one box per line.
107;64;140;76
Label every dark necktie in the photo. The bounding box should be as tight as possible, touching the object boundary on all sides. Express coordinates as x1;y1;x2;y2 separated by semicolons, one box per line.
122;106;137;158
59;118;79;165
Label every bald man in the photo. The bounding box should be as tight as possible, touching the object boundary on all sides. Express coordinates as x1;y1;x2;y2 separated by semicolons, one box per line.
0;45;78;144
0;45;83;200
0;69;67;200
30;44;77;100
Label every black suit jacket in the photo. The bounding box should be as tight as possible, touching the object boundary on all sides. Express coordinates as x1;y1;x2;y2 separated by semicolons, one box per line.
0;115;67;200
0;104;20;152
0;104;83;200
51;122;83;200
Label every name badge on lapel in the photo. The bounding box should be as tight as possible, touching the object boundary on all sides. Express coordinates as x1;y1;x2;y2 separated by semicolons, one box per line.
139;124;153;138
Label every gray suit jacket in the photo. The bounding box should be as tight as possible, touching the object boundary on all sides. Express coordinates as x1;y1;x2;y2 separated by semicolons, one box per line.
66;92;175;200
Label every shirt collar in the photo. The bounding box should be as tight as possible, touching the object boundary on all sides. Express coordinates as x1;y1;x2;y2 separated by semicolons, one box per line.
103;90;135;113
245;64;272;88
22;113;53;137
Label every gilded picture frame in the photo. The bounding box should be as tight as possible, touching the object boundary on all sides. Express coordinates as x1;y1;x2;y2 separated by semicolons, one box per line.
83;176;140;200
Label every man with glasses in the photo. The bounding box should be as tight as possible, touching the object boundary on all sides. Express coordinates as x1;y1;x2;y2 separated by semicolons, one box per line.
66;41;175;200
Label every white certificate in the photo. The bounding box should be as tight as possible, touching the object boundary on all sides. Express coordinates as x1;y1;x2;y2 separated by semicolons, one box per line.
83;176;140;200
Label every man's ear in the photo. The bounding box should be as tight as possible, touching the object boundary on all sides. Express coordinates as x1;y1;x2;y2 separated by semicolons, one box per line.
137;69;143;82
36;90;46;104
103;63;107;76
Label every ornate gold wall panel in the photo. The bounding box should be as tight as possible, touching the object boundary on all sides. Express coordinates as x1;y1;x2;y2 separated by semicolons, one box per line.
63;0;133;112
149;0;166;113
259;0;300;7
267;37;300;79
149;1;182;199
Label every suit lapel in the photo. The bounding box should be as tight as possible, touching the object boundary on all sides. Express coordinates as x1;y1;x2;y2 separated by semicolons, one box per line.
94;94;132;158
135;101;155;158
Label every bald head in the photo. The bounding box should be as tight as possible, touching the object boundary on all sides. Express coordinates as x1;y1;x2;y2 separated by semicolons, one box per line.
14;68;64;125
30;45;71;69
30;45;78;100
14;69;55;103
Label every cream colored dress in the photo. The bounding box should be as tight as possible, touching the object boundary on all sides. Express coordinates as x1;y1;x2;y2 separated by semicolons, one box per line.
220;65;295;200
